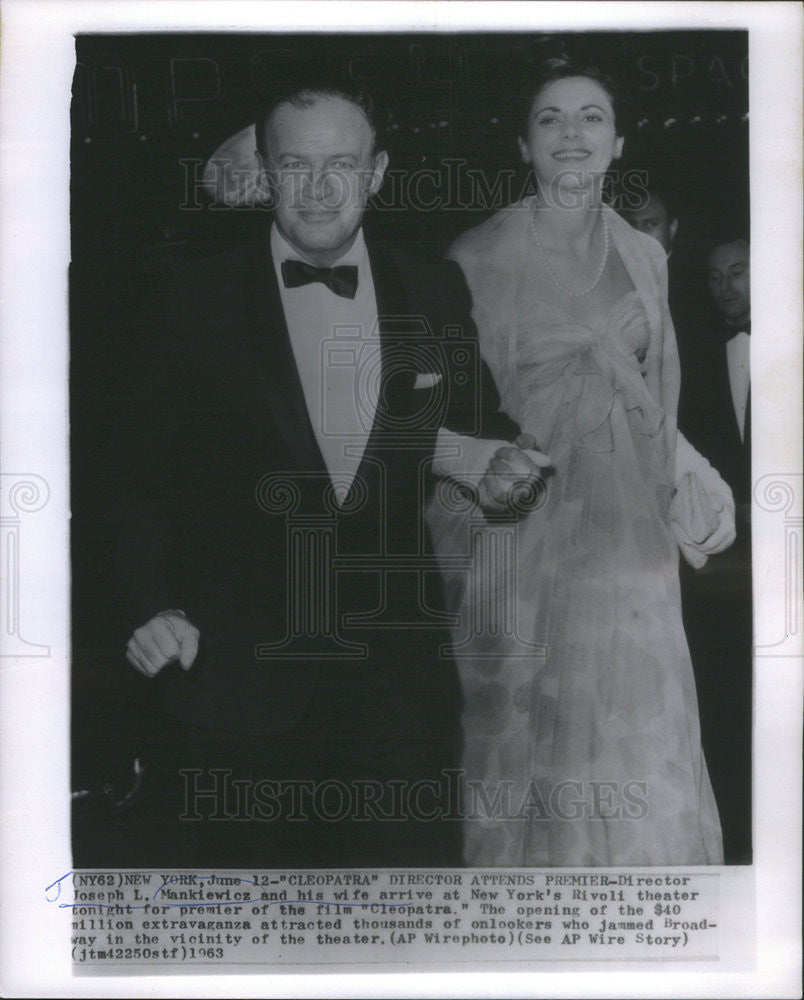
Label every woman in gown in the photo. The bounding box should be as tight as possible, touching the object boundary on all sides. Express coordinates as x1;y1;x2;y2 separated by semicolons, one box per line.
428;59;733;866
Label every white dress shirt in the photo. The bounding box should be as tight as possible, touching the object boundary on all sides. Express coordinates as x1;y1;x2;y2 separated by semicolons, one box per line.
725;329;750;442
272;224;507;503
271;224;379;502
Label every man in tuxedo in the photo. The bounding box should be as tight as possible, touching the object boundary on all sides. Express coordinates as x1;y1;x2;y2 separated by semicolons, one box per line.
701;237;751;507
113;79;543;868
620;184;678;257
678;235;750;536
677;234;752;863
619;180;698;342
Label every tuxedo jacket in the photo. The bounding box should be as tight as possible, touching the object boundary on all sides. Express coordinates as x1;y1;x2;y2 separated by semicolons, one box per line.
677;313;750;510
113;230;518;740
677;311;751;625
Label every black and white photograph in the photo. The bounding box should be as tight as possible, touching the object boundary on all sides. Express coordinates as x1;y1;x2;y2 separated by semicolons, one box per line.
69;27;753;872
0;1;801;996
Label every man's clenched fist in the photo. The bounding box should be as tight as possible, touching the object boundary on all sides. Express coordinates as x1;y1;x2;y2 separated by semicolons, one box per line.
125;611;200;677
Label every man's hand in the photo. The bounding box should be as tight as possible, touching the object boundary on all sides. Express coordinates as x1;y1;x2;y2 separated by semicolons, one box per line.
479;433;551;514
125;611;200;678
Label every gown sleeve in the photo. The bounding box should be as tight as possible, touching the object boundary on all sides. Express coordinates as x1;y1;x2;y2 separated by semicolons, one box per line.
609;210;736;568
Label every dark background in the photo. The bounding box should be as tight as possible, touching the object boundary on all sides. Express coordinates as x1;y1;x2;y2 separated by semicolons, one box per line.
70;30;750;856
71;30;749;264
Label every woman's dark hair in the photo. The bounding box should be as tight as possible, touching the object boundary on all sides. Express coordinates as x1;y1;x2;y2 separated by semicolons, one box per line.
255;75;380;159
517;56;626;139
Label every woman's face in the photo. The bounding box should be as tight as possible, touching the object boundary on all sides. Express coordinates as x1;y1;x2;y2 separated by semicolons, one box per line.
519;75;624;206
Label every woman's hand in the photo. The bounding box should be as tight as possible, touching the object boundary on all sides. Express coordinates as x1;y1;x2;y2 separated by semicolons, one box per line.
671;434;737;567
478;433;551;514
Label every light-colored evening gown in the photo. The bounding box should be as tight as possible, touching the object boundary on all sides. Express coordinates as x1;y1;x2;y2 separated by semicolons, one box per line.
428;201;724;866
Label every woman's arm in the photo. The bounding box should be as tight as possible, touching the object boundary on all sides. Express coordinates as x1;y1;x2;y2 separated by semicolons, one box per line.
670;431;736;567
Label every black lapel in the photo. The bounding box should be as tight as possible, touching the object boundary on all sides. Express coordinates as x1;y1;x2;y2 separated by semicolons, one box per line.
244;234;328;474
242;232;423;490
363;234;418;436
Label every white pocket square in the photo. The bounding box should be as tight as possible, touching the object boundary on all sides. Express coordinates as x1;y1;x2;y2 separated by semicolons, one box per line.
413;372;443;389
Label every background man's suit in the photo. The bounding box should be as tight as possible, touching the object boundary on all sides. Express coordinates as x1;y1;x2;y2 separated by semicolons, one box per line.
112;229;518;868
678;316;750;511
677;314;752;863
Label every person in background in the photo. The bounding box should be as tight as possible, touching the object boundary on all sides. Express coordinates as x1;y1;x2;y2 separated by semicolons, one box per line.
619;179;698;345
623;178;753;861
677;233;752;863
620;183;678;257
703;236;751;501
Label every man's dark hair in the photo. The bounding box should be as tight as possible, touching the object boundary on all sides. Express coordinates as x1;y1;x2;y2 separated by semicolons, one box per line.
706;230;750;259
255;75;380;159
620;174;680;223
517;55;628;139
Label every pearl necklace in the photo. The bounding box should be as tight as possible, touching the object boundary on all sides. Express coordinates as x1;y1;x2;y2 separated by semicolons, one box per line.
529;206;610;298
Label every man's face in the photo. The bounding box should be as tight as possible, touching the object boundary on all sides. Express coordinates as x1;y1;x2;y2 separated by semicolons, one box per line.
707;239;751;327
260;95;388;266
624;193;677;254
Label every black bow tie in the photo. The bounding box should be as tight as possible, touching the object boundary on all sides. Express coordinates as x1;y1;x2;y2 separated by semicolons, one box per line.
281;259;358;299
